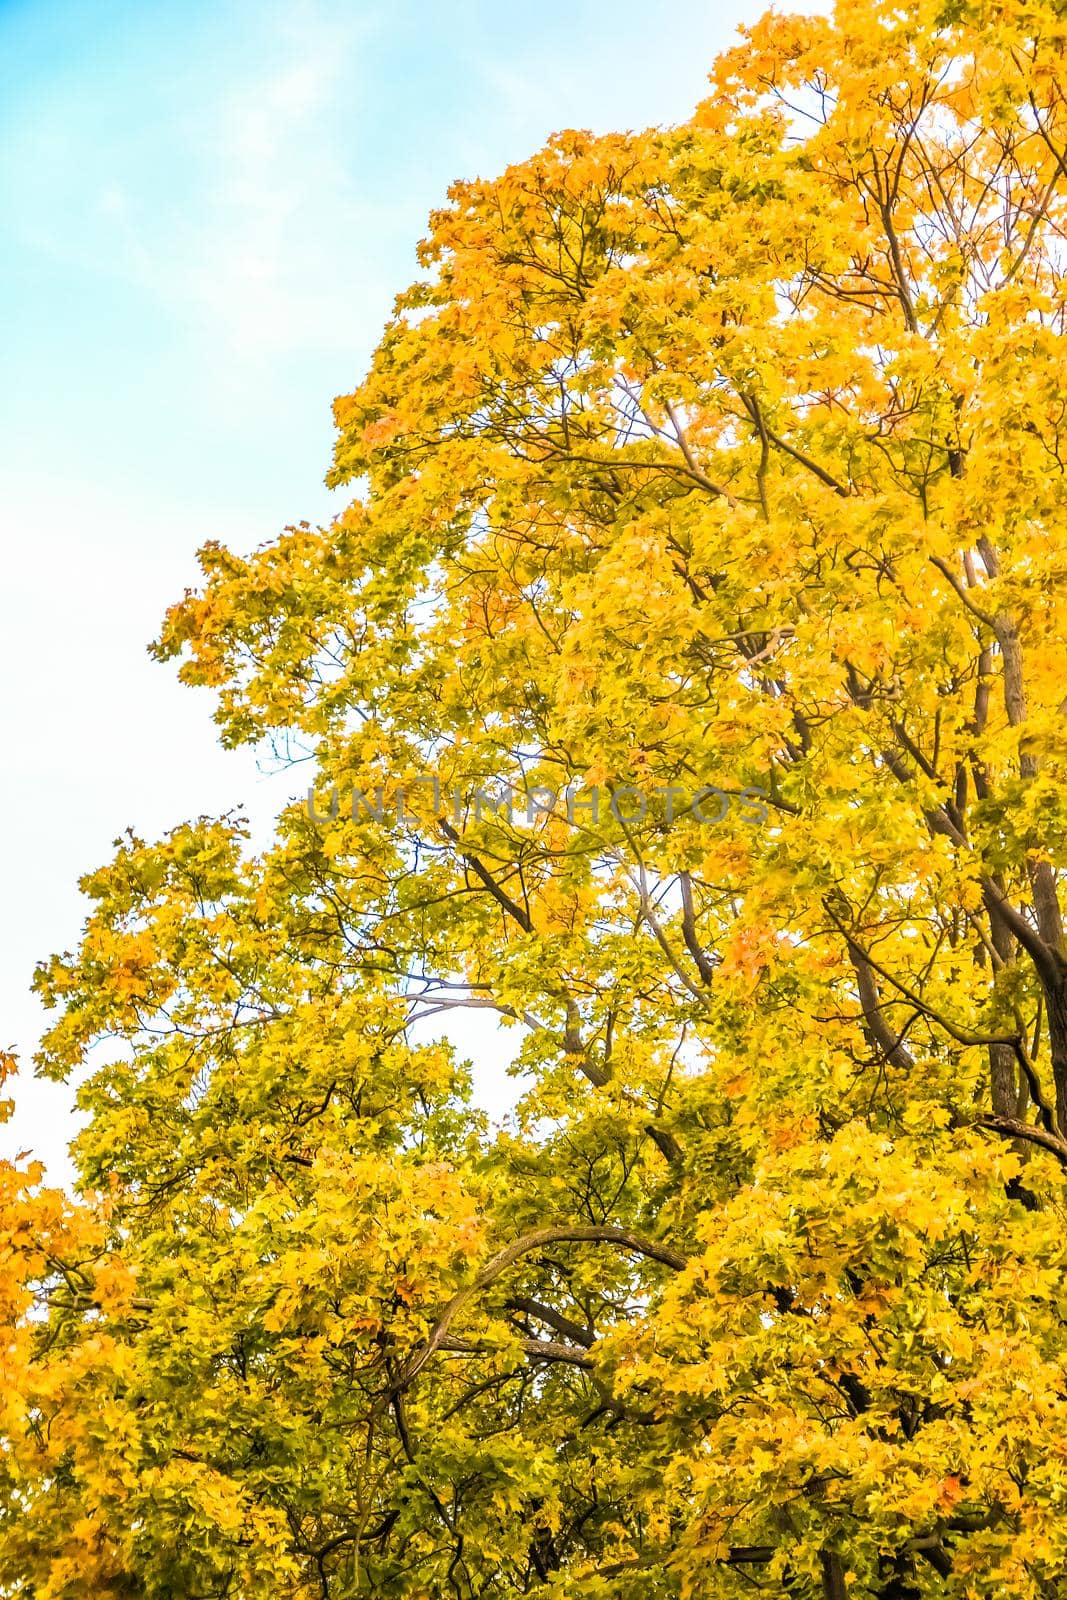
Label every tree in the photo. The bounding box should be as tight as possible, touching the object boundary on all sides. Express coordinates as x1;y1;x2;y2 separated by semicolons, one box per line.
10;0;1067;1592
0;1054;120;1594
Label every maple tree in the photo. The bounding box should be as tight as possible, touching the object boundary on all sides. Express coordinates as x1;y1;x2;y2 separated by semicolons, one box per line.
0;1054;123;1592
7;0;1067;1592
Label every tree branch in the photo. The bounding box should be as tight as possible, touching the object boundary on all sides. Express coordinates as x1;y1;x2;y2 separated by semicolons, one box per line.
385;1225;686;1399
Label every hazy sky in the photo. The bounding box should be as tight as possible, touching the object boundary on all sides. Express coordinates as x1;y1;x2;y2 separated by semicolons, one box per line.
0;0;760;1184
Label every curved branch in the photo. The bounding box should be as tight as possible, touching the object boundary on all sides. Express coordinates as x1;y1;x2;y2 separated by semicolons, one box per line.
846;939;916;1070
386;1225;686;1399
975;1115;1067;1168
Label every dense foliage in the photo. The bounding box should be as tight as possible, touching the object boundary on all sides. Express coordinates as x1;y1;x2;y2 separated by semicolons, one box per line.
6;0;1067;1593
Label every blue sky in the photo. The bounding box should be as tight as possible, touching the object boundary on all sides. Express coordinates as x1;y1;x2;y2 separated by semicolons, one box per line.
0;0;759;1182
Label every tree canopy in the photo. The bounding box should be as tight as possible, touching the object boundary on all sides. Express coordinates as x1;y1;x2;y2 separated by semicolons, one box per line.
7;0;1067;1593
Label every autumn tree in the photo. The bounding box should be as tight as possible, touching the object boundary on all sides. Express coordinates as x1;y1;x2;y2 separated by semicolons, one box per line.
10;0;1067;1593
0;1054;129;1593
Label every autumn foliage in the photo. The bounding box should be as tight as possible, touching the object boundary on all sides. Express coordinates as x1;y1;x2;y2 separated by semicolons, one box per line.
7;0;1067;1593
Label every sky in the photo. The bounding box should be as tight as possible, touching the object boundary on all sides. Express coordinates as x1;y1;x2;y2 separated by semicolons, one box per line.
0;0;761;1186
